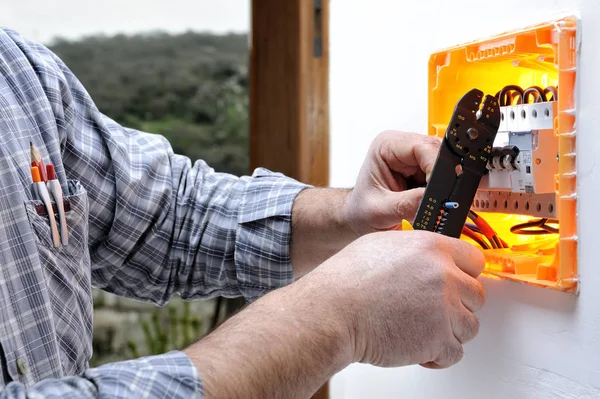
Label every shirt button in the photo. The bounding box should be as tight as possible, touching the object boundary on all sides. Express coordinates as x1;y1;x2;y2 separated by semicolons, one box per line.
16;359;28;375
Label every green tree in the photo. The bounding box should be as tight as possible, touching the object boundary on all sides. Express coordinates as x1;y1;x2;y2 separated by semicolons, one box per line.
49;31;250;176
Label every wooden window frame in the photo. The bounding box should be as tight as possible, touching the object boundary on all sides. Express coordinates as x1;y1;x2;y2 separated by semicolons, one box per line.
250;1;330;398
250;0;329;186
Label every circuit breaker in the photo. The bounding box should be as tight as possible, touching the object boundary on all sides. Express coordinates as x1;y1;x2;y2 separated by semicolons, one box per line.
425;15;579;293
476;96;558;217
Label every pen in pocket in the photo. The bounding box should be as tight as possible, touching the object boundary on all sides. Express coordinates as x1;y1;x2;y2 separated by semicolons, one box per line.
46;164;68;246
31;166;60;247
30;142;47;182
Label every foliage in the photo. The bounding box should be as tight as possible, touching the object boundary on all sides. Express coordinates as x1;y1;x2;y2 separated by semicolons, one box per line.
48;31;250;176
127;302;202;358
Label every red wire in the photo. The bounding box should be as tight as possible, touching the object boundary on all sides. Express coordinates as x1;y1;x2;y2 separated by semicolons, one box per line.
462;226;490;249
471;214;496;239
468;210;509;249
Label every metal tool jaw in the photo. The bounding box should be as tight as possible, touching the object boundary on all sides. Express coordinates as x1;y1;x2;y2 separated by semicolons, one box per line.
412;89;501;238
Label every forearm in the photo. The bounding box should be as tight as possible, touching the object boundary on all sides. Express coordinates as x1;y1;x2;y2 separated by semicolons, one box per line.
291;188;359;278
185;273;353;399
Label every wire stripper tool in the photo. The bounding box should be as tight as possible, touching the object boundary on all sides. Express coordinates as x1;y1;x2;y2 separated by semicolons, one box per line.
411;88;501;238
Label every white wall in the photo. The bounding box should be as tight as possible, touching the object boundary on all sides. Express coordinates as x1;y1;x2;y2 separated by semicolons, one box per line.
329;1;600;398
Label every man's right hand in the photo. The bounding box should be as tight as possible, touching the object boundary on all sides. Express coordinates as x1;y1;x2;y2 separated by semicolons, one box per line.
311;229;486;369
186;230;486;398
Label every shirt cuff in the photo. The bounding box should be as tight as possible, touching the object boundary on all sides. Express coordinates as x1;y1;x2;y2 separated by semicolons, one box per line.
83;350;204;398
235;168;311;301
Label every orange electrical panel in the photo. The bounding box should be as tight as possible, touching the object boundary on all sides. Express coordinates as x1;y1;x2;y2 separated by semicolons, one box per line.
427;15;579;293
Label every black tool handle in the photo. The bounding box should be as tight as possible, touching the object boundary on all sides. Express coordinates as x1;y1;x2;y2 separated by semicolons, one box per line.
412;88;500;238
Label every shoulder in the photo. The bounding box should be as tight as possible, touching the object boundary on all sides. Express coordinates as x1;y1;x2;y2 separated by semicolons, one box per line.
0;26;80;95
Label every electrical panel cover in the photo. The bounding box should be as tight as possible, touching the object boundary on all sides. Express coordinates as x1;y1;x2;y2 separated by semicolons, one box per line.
427;15;579;293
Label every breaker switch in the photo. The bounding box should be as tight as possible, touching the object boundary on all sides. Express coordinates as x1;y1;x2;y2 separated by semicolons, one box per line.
501;145;520;170
487;145;520;171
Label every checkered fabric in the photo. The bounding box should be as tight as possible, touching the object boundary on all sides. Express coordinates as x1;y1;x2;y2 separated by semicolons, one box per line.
0;26;308;397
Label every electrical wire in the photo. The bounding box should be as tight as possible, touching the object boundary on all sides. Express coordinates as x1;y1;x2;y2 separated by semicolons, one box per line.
544;86;558;101
497;85;524;106
495;85;559;106
510;218;559;235
497;236;509;248
465;222;481;234
522;86;545;103
436;203;493;250
492;235;503;248
467;210;509;249
462;226;491;250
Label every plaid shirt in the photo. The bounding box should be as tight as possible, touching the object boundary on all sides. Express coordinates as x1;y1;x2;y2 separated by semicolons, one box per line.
0;27;308;397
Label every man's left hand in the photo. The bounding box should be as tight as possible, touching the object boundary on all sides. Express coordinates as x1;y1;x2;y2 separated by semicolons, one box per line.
342;130;442;236
291;130;441;277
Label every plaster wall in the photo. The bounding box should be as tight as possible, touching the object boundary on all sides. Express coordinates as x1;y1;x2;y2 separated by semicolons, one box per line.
329;1;600;398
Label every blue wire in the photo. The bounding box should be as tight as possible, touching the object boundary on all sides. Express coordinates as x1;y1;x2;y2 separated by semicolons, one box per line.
465;222;480;233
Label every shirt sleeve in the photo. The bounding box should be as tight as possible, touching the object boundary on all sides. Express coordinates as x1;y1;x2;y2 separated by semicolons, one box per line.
0;351;203;398
4;28;310;304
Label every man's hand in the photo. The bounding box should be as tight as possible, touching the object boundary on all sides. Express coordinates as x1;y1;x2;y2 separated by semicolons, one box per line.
343;130;441;236
187;229;486;398
186;131;483;398
291;130;441;277
319;230;485;369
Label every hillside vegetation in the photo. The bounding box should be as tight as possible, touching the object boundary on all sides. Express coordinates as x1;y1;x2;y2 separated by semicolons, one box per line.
49;31;250;176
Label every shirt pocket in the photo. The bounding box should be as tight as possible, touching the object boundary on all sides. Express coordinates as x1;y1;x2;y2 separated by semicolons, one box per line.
23;179;93;374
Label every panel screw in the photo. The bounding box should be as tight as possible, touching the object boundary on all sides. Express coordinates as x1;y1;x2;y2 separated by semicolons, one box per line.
467;128;479;140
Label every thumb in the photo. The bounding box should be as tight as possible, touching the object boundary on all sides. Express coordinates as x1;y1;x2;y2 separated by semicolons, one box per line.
384;187;425;224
